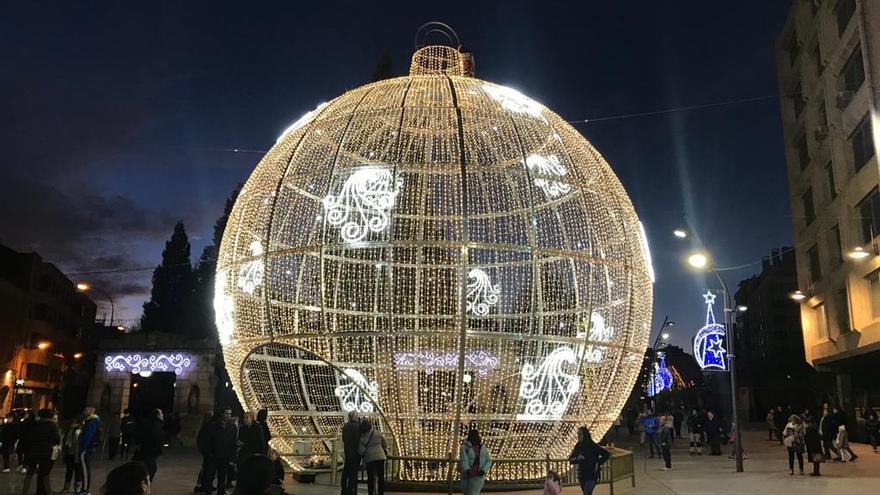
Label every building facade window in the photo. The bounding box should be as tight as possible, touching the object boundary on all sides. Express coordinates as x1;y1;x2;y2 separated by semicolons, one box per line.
25;363;49;382
851;114;875;172
859;188;880;243
842;46;865;92
868;270;880;319
836;288;850;333
808;244;821;282
829;225;842;265
826;162;837;200
815;303;828;339
836;0;856;36
798;132;810;170
803;188;816;225
793;84;805;117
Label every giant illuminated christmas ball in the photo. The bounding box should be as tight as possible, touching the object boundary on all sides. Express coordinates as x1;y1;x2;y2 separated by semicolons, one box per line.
215;46;653;481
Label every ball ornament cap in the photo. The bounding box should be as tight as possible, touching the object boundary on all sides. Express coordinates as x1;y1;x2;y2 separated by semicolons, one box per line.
215;45;653;481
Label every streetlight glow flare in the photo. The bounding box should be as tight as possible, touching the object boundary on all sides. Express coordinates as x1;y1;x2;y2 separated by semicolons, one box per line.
687;252;709;269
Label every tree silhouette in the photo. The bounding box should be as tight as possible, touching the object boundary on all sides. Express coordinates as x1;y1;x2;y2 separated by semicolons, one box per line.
141;221;195;333
371;52;394;82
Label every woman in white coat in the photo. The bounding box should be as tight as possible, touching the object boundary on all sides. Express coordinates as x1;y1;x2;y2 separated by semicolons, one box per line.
460;429;492;495
359;421;388;495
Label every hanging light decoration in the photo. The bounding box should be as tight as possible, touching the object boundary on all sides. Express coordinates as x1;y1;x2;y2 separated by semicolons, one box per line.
215;42;653;481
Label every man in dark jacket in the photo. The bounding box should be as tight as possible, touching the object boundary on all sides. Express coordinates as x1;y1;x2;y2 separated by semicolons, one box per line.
196;412;216;494
569;426;609;495
704;410;723;455
340;411;361;495
205;409;237;495
819;407;840;460
77;407;100;495
133;408;165;481
120;409;136;460
773;406;787;445
1;414;21;471
256;409;271;454
686;409;704;455
20;408;60;495
237;412;265;470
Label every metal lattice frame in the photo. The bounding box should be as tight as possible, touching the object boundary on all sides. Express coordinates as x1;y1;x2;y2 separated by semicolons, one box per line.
214;46;653;481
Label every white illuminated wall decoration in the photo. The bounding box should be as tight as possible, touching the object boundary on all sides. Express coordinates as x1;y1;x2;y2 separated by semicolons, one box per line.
322;167;403;243
524;153;571;198
237;241;264;295
335;368;379;413
517;346;581;421
105;353;193;375
393;350;499;376
466;268;500;315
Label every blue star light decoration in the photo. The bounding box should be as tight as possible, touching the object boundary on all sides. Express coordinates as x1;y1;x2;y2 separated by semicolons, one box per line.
693;290;728;371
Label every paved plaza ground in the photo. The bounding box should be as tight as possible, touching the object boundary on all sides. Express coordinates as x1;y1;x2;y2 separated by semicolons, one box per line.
0;428;877;494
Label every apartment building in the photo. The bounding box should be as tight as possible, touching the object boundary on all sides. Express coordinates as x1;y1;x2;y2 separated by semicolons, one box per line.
777;0;879;416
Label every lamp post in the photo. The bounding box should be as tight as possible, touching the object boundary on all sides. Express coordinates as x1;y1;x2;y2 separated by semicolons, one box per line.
674;224;744;473
76;282;115;327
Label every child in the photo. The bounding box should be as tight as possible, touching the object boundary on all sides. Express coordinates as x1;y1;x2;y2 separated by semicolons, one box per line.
835;425;858;462
543;470;561;495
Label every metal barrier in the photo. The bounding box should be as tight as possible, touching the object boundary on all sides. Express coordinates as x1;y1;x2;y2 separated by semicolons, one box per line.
328;439;635;493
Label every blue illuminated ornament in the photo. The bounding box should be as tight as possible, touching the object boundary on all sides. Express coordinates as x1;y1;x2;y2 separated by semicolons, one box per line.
693;291;728;371
646;351;673;397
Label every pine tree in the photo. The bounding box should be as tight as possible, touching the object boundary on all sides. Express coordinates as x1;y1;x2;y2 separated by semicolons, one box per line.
371;52;394;82
191;183;243;338
141;221;195;333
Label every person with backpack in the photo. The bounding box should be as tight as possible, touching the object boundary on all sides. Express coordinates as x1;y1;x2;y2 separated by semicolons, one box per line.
568;426;609;495
76;407;101;495
459;429;491;495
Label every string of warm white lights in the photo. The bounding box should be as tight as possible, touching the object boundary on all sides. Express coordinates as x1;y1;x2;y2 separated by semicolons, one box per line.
209;44;655;482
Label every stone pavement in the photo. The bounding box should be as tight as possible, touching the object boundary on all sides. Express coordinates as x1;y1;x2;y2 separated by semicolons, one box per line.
0;428;877;494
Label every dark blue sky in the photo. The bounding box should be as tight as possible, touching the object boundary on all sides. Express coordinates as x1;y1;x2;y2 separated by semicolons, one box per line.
0;1;794;348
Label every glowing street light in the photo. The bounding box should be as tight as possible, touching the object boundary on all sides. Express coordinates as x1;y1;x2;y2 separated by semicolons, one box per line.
673;229;688;239
846;246;871;260
75;282;90;291
687;252;709;269
790;290;806;302
116;325;126;332
736;305;748;312
73;352;84;359
77;282;115;327
37;341;51;350
661;332;670;340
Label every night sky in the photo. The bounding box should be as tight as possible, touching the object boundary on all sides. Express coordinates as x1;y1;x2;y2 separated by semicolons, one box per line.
1;1;794;348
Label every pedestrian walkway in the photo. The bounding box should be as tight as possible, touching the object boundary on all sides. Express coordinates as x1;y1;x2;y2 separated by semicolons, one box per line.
0;428;876;494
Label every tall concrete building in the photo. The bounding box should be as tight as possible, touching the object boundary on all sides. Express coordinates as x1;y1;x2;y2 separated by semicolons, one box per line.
777;0;879;417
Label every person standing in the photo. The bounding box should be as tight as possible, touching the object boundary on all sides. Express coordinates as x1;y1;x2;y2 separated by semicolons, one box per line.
783;414;805;475
105;412;122;461
766;409;776;441
119;410;136;460
568;426;609;495
134;409;165;481
640;411;659;458
1;414;20;472
459;429;490;495
76;406;100;495
20;408;60;495
60;417;82;493
18;410;35;472
658;415;674;470
686;409;704;455
804;419;824;476
773;406;786;445
196;413;217;494
360;421;388;495
236;412;265;474
864;408;879;453
340;411;361;495
206;409;237;495
256;409;271;454
672;407;684;439
704;410;723;456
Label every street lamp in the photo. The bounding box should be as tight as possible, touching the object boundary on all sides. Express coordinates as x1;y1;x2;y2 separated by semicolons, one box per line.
736;305;748;312
37;341;51;351
674;221;744;473
76;281;115;327
846;246;871;260
673;229;688;239
790;290;806;302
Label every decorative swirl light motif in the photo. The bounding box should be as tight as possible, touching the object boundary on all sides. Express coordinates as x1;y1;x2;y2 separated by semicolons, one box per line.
517;346;581;421
524;154;571;198
237;241;264;295
104;353;193;375
482;84;546;122
466;268;500;315
322;167;402;243
214;271;234;345
393;350;500;376
574;312;614;365
587;312;614;342
334;368;379;413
